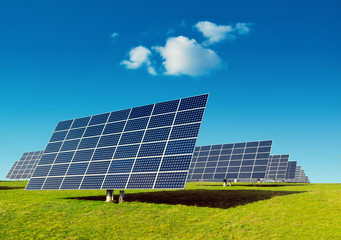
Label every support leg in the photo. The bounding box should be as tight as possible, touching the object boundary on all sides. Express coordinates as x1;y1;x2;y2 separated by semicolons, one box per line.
119;190;125;204
105;189;114;202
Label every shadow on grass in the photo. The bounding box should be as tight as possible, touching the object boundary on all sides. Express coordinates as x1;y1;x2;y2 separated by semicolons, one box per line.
67;189;305;209
0;186;25;190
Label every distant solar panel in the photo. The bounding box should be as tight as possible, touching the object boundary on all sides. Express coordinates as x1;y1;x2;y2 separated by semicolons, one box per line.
187;140;273;182
294;166;309;183
6;161;18;179
6;151;43;179
265;154;289;181
285;161;297;181
26;94;208;190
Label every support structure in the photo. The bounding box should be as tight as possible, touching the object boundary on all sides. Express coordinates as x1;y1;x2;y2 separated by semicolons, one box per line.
119;190;125;204
223;179;227;187
105;189;114;202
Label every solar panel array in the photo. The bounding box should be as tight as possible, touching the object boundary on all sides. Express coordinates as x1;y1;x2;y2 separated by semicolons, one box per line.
285;161;297;181
294;166;309;183
6;151;43;179
187;140;273;182
265;154;289;181
26;94;208;190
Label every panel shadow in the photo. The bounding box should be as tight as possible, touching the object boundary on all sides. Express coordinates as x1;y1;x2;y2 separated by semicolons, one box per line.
67;189;305;209
0;186;25;190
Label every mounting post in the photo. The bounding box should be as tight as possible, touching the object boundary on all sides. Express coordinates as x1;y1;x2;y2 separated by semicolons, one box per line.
119;190;125;204
229;180;232;187
105;189;114;202
223;178;227;187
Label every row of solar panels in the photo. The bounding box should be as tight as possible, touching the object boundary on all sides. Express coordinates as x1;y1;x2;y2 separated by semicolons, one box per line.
6;142;310;184
6;94;309;190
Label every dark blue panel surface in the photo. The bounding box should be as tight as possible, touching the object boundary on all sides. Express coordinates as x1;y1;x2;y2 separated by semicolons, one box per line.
132;157;161;172
60;176;83;189
42;177;63;190
92;147;115;160
54;151;75;164
124;117;149;131
88;113;109;126
78;137;100;149
44;142;63;153
60;139;80;151
107;159;134;174
154;172;187;189
102;174;129;189
159;155;192;171
138;142;166;157
50;131;68;142
127;173;156;189
114;144;139;159
108;109;130;122
174;109;205;125
71;117;91;129
97;134;121;148
80;175;105;189
39;154;57;165
148;113;175;128
66;128;85;140
143;127;171;143
152;100;179;115
103;121;126;135
178;94;208;111
83;125;105;137
119;130;144;145
66;162;89;176
165;139;196;155
49;164;69;176
72;149;94;162
86;161;111;175
25;178;45;190
129;104;154;119
55;120;73;131
170;123;200;139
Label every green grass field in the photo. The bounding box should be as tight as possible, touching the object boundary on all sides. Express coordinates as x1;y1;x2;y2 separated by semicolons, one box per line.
0;181;340;239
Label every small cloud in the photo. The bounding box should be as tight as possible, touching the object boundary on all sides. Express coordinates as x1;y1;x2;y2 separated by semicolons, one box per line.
154;36;221;76
235;22;251;35
195;21;251;45
110;32;119;41
120;46;156;75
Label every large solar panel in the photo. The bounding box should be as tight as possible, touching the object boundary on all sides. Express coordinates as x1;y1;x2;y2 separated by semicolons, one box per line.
187;140;273;182
265;154;289;181
294;166;309;183
6;151;44;179
26;94;208;190
285;161;297;181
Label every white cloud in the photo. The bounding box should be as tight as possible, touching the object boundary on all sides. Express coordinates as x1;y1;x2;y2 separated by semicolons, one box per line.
235;23;251;35
195;21;234;45
110;32;119;40
195;21;251;45
120;46;156;75
154;36;221;76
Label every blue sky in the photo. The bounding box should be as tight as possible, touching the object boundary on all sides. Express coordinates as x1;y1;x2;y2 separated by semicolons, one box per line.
0;0;340;183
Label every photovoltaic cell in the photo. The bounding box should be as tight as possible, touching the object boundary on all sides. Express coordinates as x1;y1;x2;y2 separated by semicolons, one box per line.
187;140;272;182
6;151;44;180
26;94;208;190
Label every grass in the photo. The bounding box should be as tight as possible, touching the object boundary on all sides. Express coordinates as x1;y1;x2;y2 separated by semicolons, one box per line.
0;181;340;239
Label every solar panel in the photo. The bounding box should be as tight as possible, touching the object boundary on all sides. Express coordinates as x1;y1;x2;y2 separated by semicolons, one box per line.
26;94;208;190
284;161;297;181
6;161;18;179
6;151;44;179
294;166;309;183
187;140;273;182
265;154;289;181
